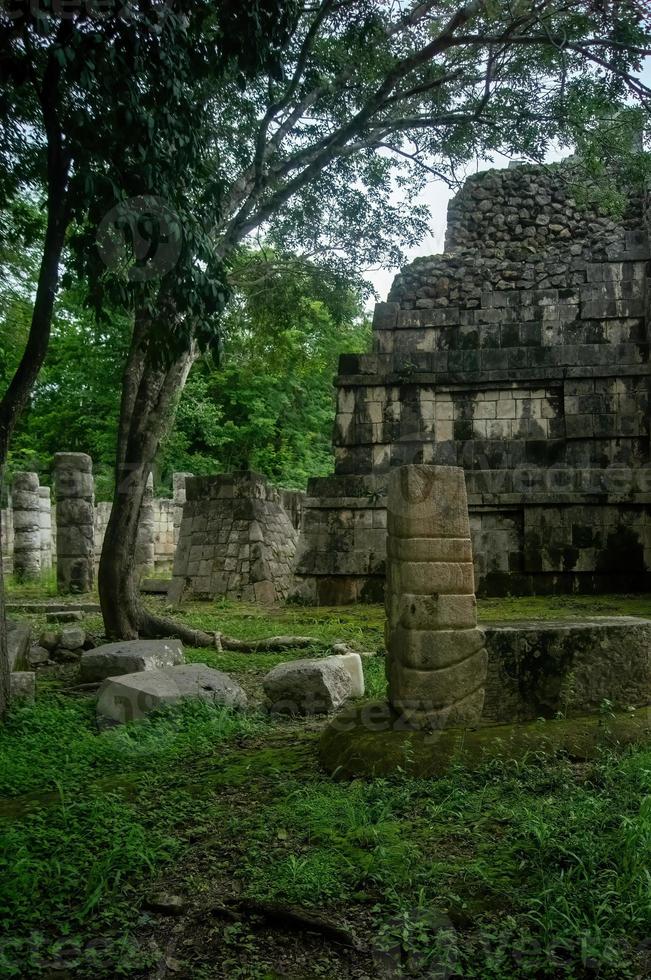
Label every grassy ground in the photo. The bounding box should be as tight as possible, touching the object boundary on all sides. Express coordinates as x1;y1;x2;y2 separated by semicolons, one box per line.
1;592;651;978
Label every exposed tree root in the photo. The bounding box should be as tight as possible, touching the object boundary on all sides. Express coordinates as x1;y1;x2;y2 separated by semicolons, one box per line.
138;608;217;648
219;635;319;652
201;899;360;949
138;607;320;653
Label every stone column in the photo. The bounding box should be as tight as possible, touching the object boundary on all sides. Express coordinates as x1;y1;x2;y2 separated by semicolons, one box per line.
54;453;95;593
385;464;487;730
172;472;192;546
135;473;156;581
38;486;53;572
11;472;41;581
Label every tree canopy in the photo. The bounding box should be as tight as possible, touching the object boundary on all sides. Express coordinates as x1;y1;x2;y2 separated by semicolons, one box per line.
1;219;368;494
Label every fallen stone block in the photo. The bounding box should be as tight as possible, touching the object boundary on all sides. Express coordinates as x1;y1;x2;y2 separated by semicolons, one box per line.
96;664;248;724
263;658;352;715
59;626;86;651
11;671;35;701
327;652;365;698
81;638;185;683
39;630;59;652
53;646;83;664
8;620;31;671
28;645;51;667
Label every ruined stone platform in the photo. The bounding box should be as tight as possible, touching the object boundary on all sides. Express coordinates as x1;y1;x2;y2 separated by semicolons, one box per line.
483;616;651;722
294;159;651;602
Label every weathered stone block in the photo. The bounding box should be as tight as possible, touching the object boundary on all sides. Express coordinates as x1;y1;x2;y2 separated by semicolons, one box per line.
11;671;35;701
388;626;486;669
263;658;352;715
96;664;247;724
387;560;475;596
482;617;651;722
329;652;365;697
80;638;184;683
387;593;478;630
59;626;86;651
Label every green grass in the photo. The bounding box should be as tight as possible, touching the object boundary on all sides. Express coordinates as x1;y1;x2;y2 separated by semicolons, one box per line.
4;569;59;598
1;594;651;977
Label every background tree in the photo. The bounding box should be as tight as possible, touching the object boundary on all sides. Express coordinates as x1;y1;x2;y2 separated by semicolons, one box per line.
0;0;301;713
1;233;367;493
162;251;370;488
96;0;651;642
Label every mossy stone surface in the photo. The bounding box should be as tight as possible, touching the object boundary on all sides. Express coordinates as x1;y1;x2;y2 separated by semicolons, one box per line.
319;701;651;778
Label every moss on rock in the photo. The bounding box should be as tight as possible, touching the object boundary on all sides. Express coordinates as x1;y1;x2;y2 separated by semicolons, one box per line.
319;701;651;778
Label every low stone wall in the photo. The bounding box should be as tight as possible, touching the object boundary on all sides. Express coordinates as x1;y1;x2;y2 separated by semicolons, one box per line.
482;617;651;722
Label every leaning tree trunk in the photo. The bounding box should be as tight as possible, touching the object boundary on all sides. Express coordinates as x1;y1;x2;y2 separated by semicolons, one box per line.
0;497;8;721
0;155;71;718
98;305;197;640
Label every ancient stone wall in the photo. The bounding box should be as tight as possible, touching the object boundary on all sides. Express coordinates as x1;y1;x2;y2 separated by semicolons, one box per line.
93;475;191;573
169;471;300;604
295;159;651;601
445;161;642;255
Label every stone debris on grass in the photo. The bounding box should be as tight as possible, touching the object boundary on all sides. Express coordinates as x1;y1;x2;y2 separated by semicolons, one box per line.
96;663;248;724
39;630;59;652
263;657;353;715
27;645;51;667
10;671;35;701
59;626;86;651
7;620;31;671
81;638;185;683
37;627;94;664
